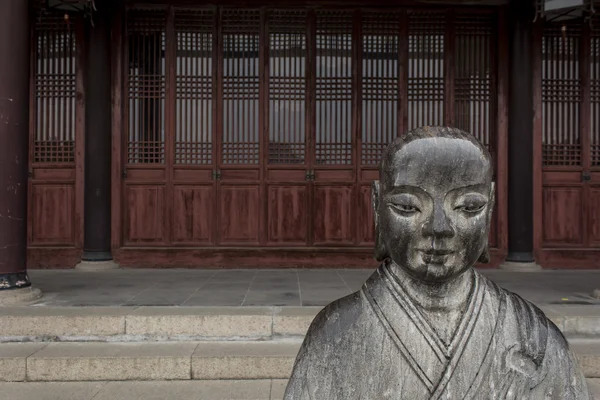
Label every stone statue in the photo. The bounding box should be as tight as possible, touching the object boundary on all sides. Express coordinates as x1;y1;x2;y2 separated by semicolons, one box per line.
284;126;591;399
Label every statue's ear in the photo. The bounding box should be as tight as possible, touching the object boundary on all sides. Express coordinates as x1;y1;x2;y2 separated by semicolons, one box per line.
477;182;496;265
372;181;389;262
488;182;496;217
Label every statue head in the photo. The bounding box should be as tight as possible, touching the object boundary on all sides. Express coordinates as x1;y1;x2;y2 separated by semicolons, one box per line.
372;126;495;283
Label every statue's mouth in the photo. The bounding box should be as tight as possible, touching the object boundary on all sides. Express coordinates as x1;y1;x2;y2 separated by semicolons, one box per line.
419;249;452;265
419;249;453;256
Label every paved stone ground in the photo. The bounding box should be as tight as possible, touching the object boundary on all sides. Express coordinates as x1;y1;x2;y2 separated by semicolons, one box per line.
27;268;600;307
0;379;597;399
0;380;287;400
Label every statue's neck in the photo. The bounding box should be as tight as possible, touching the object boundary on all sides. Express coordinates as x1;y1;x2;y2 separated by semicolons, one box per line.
387;262;474;313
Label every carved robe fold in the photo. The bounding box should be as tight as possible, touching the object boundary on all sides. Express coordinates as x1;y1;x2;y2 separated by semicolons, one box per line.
284;263;591;400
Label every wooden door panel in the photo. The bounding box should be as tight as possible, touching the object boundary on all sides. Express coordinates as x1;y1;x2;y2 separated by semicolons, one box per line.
30;184;75;245
267;185;309;245
313;185;354;245
173;185;215;244
588;186;600;246
542;186;584;246
219;185;260;244
124;185;166;244
358;185;375;245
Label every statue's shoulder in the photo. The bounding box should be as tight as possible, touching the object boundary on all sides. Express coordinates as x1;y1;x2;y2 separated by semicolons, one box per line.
480;273;568;362
305;290;366;338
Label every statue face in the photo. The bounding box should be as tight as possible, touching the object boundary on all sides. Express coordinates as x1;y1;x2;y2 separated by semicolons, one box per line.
376;137;493;283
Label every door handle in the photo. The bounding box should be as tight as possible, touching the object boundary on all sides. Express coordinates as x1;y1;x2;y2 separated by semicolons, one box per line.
305;170;315;181
582;171;591;182
212;169;221;181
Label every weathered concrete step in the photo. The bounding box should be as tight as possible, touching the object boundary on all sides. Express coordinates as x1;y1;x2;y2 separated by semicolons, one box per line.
0;340;301;382
0;306;317;342
0;380;289;400
0;339;598;383
0;380;598;400
0;305;599;342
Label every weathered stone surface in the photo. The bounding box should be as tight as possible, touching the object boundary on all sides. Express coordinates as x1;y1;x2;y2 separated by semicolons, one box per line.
27;342;195;381
0;343;46;382
285;127;592;399
0;307;130;337
127;306;272;338
273;307;321;336
192;341;299;380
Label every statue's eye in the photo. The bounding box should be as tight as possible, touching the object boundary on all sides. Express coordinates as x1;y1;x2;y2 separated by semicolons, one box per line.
456;203;485;213
390;203;420;214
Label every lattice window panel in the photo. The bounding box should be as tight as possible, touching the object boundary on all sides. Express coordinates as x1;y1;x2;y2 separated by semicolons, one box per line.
315;11;354;165
268;10;308;165
591;20;600;167
222;9;261;165
361;12;400;165
34;12;76;164
454;14;494;153
175;9;214;165
542;21;582;167
408;12;445;130
127;9;167;164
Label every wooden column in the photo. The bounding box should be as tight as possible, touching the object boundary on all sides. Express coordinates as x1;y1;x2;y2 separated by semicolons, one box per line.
0;0;33;290
506;0;536;263
82;3;114;261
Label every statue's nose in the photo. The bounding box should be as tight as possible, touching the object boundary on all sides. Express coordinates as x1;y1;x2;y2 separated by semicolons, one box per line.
422;202;455;238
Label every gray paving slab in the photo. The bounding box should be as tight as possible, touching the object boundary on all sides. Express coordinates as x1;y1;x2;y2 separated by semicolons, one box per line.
25;268;600;308
0;379;596;399
0;382;107;400
93;380;272;400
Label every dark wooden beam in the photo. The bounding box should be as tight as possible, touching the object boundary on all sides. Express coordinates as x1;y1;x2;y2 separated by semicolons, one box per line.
506;0;535;262
82;1;113;261
126;0;508;8
0;0;32;290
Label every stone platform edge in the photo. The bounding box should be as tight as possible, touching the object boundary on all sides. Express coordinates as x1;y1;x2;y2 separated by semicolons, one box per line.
0;339;598;382
0;305;598;341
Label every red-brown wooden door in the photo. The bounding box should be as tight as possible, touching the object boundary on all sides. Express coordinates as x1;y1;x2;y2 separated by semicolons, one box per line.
171;8;218;246
119;5;506;263
215;8;263;246
536;19;600;267
264;10;311;247
123;8;170;246
27;11;84;266
310;10;357;247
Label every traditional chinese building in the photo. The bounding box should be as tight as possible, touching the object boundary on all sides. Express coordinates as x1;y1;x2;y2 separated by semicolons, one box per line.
0;0;599;294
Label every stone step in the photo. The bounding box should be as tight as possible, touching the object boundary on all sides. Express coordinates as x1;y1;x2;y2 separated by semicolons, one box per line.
0;340;301;382
0;380;598;400
0;380;288;400
0;305;599;342
0;306;316;342
0;338;598;383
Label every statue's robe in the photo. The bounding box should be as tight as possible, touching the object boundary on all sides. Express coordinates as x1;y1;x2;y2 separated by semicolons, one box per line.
285;262;591;400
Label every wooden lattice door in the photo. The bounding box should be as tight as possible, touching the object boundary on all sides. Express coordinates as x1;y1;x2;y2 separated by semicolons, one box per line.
171;8;218;246
311;11;357;246
537;18;600;255
28;10;83;254
265;10;311;246
123;9;169;245
216;9;263;246
120;5;505;262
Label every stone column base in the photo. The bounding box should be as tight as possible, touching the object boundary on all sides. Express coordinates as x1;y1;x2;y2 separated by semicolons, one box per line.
0;286;42;306
499;261;542;271
75;260;120;271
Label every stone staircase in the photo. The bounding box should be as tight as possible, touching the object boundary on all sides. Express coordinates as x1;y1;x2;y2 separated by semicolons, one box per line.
0;306;599;398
